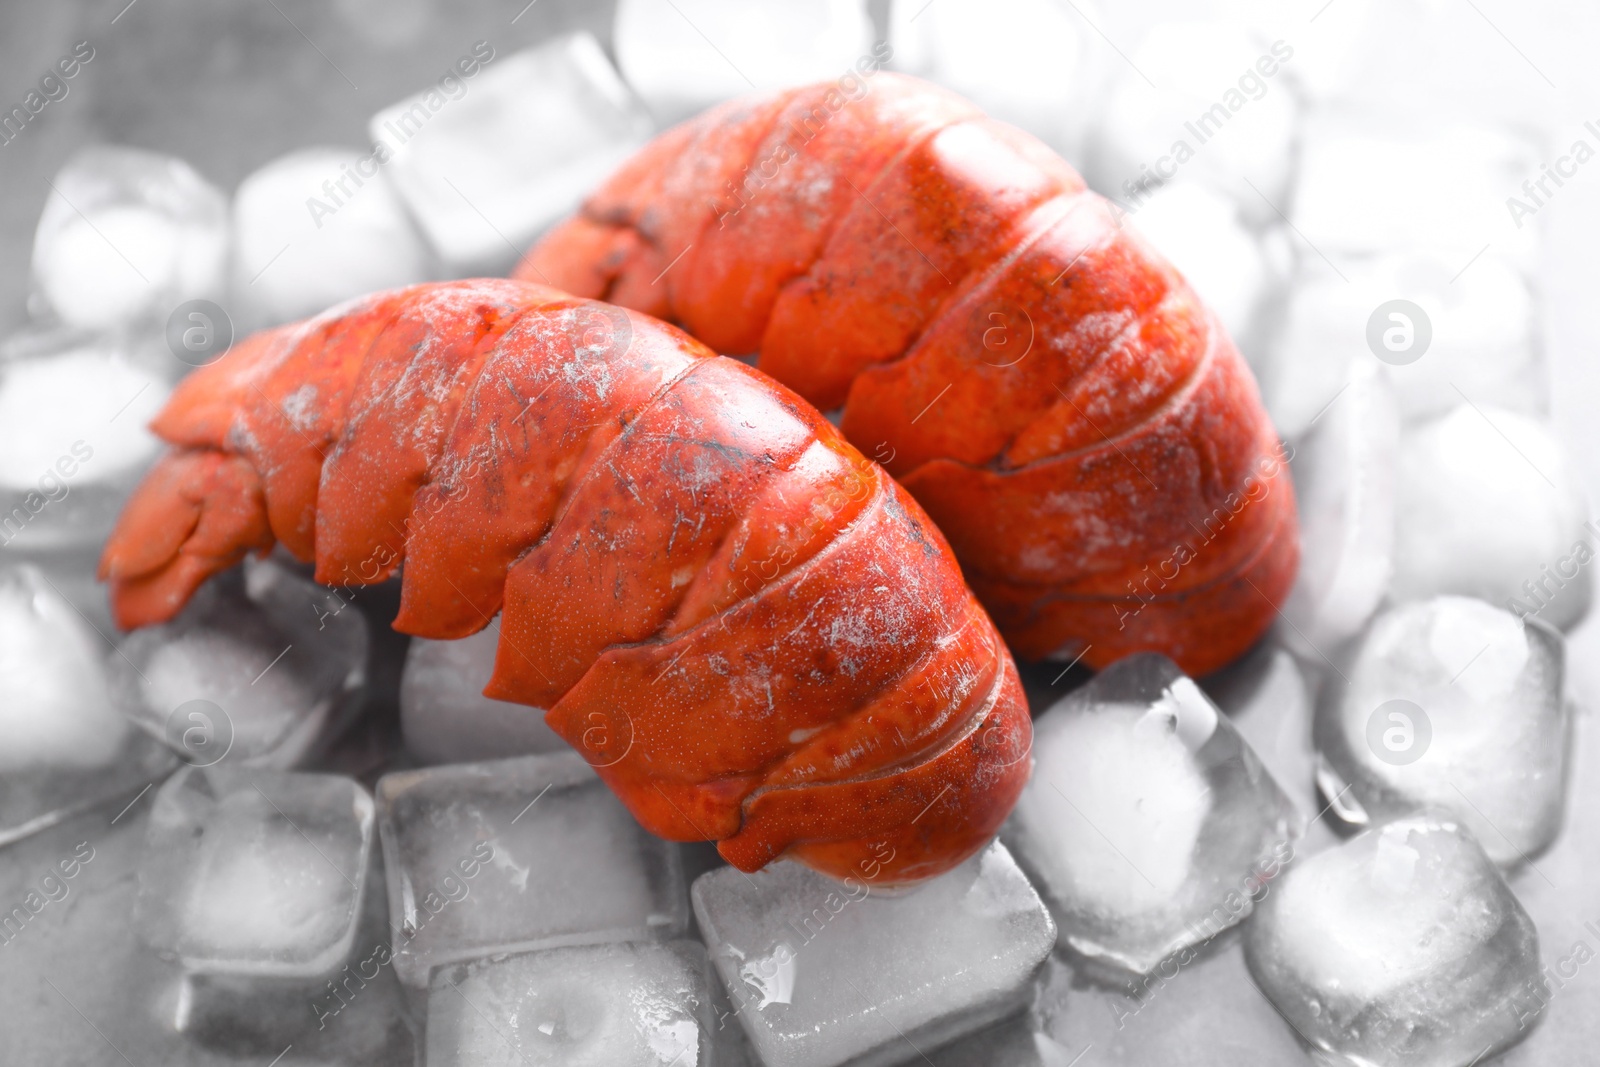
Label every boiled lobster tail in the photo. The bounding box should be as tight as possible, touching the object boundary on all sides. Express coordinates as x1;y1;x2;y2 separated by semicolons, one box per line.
518;74;1299;676
99;279;1030;885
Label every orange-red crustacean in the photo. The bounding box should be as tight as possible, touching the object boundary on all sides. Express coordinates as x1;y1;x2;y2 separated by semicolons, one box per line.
518;73;1299;677
99;279;1030;885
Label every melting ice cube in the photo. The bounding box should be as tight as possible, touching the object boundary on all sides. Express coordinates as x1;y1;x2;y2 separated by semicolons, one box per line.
692;840;1054;1067
1265;250;1542;439
232;147;434;329
0;564;174;846
1391;406;1591;631
371;33;653;275
1004;653;1302;973
1315;596;1569;866
1245;813;1542;1066
887;0;1099;162
1087;22;1298;223
1281;362;1399;656
1292;110;1540;268
1203;641;1323;835
427;940;716;1067
110;558;369;769
617;0;873;126
136;764;374;977
376;749;688;993
0;330;170;552
399;619;567;764
29;145;229;332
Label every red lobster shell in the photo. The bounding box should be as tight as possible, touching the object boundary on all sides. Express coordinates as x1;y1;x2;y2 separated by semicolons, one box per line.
99;279;1030;885
518;73;1299;676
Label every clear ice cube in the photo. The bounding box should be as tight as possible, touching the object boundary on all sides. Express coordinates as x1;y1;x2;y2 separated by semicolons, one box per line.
1315;596;1569;866
1265;250;1542;439
376;749;688;993
1292;110;1541;268
1392;405;1590;630
1003;653;1302;973
692;840;1055;1067
1281;362;1399;657
0;563;174;846
617;0;873;126
427;940;716;1067
1033;940;1311;1066
232;147;434;330
1244;813;1543;1067
1203;641;1325;845
0;329;170;552
1495;616;1600;1063
137;764;374;978
0;779;414;1064
110;558;369;768
371;33;653;275
886;0;1100;162
1087;22;1298;223
399;619;567;764
29;145;230;332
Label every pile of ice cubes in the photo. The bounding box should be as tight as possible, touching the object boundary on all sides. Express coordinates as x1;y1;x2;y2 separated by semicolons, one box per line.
0;1;1590;1065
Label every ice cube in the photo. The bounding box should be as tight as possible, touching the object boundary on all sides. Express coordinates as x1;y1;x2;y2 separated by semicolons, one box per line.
617;0;873;127
1281;362;1400;657
0;329;170;551
1285;0;1559;128
1032;939;1310;1066
1293;109;1541;267
0;781;415;1064
1003;653;1302;973
29;145;229;332
232;147;433;330
1086;22;1299;223
1244;813;1543;1066
692;840;1054;1067
1392;405;1591;630
0;564;175;847
427;940;716;1067
4;543;117;635
399;619;567;764
137;764;374;977
1264;250;1543;438
376;749;688;993
1493;616;1600;1063
1203;641;1325;843
372;33;653;276
886;0;1100;162
110;558;369;769
1126;181;1274;357
1315;596;1569;867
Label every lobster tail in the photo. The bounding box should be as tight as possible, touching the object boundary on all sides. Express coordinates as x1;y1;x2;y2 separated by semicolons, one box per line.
101;279;1029;885
100;449;274;629
518;74;1299;676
